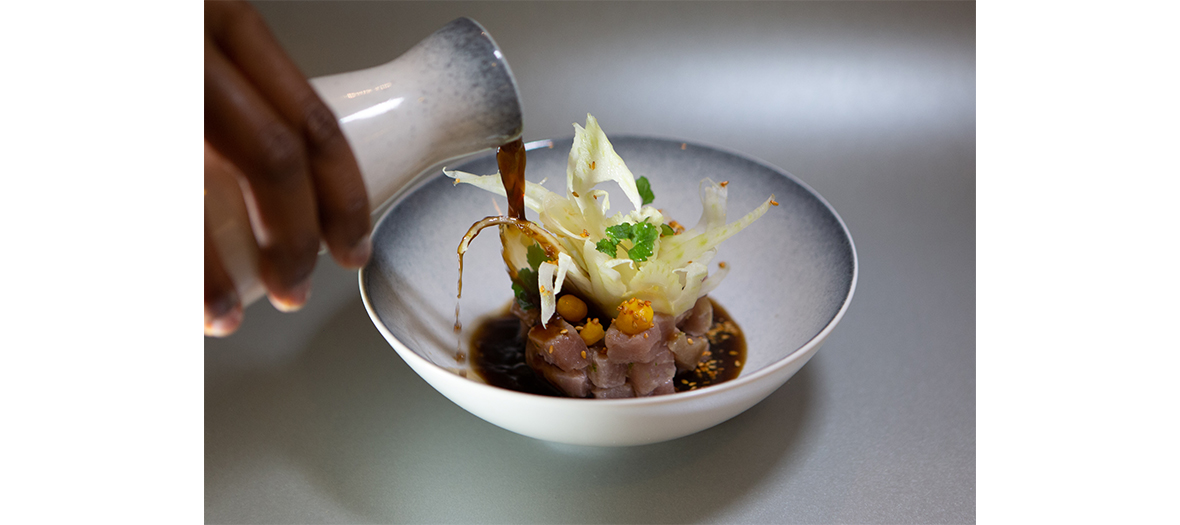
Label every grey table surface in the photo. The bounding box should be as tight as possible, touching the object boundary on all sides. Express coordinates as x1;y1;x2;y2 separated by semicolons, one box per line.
205;2;975;523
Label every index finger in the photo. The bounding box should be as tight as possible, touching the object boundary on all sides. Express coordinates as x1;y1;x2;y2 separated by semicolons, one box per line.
206;1;371;268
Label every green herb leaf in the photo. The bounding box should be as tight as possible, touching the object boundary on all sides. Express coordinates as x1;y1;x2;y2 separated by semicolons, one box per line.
633;222;659;244
526;243;548;270
513;267;539;309
636;176;655;205
600;221;662;262
626;222;659;261
604;223;632;242
517;267;538;289
511;282;533;309
660;223;675;237
595;238;620;257
627;243;653;262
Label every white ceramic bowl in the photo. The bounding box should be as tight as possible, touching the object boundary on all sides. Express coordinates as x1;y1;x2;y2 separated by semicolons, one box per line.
360;137;857;446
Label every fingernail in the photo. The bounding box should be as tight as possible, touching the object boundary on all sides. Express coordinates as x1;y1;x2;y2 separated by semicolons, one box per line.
269;279;312;312
205;304;244;337
345;234;372;268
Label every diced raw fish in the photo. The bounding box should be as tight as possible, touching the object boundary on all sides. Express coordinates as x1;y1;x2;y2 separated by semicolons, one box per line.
652;312;676;339
604;323;666;364
540;364;591;398
629;349;676;396
649;378;675;396
587;350;627;388
667;331;708;372
604;311;678;365
528;319;589;372
592;384;635;399
678;296;712;336
526;343;591;397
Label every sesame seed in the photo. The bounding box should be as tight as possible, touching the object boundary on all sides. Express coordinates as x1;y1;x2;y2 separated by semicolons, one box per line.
572;191;580;198
718;261;727;269
720;181;729;187
680;143;687;150
581;350;587;358
770;198;779;206
590;161;596;170
560;329;568;334
548;346;554;354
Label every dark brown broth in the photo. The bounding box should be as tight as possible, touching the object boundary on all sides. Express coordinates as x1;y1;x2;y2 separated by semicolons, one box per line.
469;299;747;396
496;137;527;221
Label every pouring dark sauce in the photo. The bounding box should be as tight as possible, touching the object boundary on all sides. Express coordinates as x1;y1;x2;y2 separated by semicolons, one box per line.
455;137;546;332
497;137;527;221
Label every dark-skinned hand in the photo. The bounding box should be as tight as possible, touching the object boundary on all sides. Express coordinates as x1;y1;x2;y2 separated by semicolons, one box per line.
205;0;370;336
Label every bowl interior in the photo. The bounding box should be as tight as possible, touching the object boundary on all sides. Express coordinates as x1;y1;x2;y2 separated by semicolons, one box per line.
363;136;854;389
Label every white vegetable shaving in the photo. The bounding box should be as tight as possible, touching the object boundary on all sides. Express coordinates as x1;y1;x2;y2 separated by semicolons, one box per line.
446;114;774;319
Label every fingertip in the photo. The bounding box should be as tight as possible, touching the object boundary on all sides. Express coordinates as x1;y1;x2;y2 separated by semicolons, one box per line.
205;302;244;337
268;278;312;312
341;233;371;269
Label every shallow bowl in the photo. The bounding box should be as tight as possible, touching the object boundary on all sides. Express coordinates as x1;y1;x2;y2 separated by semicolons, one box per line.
360;136;857;446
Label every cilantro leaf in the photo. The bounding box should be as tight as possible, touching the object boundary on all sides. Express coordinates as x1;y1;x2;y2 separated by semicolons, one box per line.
604;223;632;242
599;221;662;262
511;281;533;309
627;242;654;261
636;176;655;205
626;222;659;261
660;223;675;237
596;238;619;257
513;267;539;309
633;221;659;244
526;243;548;270
517;267;538;290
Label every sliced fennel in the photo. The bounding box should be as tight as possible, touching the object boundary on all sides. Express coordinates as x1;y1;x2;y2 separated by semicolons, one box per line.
447;114;774;323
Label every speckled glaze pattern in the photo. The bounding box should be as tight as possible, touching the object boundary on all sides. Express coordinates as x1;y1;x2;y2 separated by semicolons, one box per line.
214;18;523;307
310;17;523;213
360;136;857;445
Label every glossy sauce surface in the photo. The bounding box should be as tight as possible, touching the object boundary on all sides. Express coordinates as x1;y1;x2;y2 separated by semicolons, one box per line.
470;299;747;396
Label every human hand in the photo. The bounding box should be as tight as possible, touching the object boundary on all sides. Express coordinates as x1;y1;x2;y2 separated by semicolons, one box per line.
204;0;371;336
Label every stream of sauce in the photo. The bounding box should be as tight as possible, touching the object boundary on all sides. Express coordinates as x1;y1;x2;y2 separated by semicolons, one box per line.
497;137;527;221
455;138;532;332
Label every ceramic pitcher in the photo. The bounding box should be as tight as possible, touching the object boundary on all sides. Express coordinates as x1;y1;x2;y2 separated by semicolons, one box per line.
207;17;523;306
